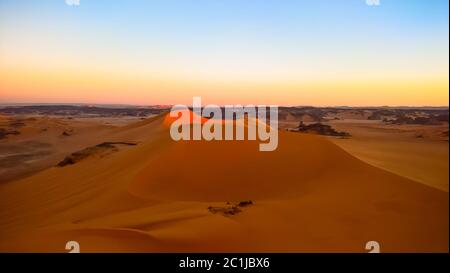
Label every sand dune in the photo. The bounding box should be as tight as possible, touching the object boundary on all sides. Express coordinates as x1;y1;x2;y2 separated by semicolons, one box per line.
328;120;449;191
0;113;448;252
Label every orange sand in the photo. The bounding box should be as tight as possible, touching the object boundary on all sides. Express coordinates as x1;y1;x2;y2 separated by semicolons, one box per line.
0;114;448;252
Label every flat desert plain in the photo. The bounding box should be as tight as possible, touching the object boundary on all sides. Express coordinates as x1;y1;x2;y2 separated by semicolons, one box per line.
0;109;448;252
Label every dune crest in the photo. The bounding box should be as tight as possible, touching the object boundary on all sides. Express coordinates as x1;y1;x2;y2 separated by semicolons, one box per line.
0;114;447;252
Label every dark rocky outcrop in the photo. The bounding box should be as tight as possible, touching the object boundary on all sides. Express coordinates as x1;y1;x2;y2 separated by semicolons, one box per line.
57;142;137;167
293;122;350;137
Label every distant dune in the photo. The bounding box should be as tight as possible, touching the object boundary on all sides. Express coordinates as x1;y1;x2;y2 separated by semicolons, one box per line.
0;113;448;252
329;120;449;192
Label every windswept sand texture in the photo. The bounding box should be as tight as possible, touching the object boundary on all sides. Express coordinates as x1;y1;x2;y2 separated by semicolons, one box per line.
328;120;449;192
0;115;120;183
0;113;447;252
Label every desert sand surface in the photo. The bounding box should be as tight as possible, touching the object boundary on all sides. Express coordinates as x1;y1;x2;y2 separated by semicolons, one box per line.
327;120;449;192
0;113;448;252
0;114;158;183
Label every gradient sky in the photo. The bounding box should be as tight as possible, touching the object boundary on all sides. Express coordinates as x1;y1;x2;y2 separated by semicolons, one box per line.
0;0;448;106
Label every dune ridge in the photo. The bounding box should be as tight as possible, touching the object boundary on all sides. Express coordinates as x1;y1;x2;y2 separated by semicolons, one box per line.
0;113;447;252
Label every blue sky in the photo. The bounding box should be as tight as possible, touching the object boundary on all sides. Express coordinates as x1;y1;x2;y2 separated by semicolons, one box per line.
0;0;448;106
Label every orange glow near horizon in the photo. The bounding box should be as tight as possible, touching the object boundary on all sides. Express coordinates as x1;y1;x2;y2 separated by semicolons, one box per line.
0;1;448;107
1;64;448;107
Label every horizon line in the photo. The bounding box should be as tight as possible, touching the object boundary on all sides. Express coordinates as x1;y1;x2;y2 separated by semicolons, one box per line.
0;101;448;109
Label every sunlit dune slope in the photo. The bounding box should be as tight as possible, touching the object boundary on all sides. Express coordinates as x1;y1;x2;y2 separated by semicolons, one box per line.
0;113;448;252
